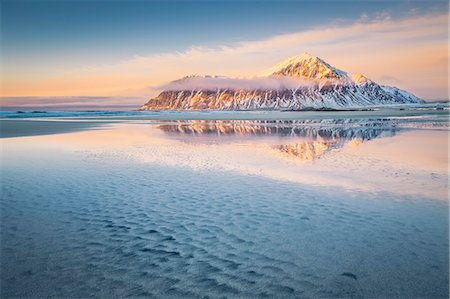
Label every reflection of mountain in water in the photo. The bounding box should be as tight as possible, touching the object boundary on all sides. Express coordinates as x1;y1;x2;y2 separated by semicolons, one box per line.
158;119;398;161
274;139;344;161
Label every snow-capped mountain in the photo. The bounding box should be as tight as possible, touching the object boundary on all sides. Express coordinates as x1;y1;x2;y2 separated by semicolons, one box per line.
139;52;423;110
266;52;351;80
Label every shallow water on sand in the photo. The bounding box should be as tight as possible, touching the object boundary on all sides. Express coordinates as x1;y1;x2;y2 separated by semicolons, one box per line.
1;113;449;298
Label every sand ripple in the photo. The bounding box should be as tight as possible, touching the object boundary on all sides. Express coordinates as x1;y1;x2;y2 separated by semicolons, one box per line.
1;148;448;298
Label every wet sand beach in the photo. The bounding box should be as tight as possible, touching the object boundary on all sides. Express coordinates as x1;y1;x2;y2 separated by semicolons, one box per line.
1;109;449;298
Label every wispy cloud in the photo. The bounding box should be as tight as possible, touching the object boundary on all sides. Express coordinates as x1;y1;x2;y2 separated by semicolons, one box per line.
378;75;403;85
161;75;316;91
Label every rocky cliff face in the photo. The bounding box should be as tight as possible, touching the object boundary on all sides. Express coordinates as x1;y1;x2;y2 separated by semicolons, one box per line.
139;52;423;110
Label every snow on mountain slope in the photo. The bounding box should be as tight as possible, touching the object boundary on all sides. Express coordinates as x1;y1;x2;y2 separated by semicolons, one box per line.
349;73;372;85
139;52;424;110
381;85;423;103
268;52;351;81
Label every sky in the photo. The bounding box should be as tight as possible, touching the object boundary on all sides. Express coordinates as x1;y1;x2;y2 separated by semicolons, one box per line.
0;0;448;108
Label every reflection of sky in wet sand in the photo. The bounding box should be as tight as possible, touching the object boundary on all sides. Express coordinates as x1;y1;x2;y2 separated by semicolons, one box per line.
152;119;448;198
3;118;447;199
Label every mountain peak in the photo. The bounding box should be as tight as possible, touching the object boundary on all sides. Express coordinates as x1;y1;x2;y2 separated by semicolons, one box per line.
272;52;320;69
269;52;350;81
296;51;316;60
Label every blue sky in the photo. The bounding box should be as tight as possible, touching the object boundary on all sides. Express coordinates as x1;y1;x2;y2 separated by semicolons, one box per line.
0;0;448;101
2;0;446;66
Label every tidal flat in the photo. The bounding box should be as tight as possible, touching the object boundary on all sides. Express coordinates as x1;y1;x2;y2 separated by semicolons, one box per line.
1;109;448;298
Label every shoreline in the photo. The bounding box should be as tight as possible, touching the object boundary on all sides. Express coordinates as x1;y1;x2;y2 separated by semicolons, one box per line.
0;119;106;138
